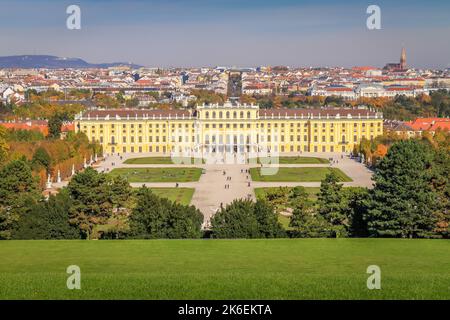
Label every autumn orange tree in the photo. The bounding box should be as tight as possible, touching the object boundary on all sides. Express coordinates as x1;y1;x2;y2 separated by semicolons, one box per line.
191;90;226;105
5;131;100;188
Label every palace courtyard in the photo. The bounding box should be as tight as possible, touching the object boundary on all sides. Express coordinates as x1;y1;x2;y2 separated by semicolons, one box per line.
51;152;374;225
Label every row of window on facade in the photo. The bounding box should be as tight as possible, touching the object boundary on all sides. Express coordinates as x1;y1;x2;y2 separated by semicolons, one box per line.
96;133;373;145
111;145;168;154
203;111;253;119
109;145;349;154
83;123;192;130
83;121;381;130
85;127;380;139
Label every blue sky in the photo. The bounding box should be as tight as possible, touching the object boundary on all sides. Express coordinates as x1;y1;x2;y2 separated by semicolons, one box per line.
0;0;449;68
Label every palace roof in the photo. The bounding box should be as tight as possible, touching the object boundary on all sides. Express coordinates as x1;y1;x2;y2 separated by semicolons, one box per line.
78;109;192;120
77;107;382;120
259;108;381;119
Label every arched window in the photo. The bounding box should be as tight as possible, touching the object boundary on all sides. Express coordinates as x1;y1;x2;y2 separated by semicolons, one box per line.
233;111;237;119
240;111;244;119
247;111;251;119
212;111;216;119
219;111;223;118
205;111;209;119
226;111;230;119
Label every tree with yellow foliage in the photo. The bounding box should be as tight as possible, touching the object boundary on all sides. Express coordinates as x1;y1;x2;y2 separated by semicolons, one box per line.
0;126;9;166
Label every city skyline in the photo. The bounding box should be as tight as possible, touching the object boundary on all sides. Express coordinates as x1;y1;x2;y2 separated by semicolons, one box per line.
0;0;449;69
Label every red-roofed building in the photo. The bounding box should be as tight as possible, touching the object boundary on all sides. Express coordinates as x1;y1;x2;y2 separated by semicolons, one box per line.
0;120;49;135
404;118;450;134
352;66;378;71
0;120;75;137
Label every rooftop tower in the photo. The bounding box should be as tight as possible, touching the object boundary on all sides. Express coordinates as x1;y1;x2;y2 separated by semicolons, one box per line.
400;47;407;71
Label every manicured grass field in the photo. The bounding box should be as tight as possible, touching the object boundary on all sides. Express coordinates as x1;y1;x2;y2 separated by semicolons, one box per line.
124;157;204;165
255;156;329;164
254;187;321;201
150;188;194;205
0;239;448;299
109;168;202;182
250;167;352;182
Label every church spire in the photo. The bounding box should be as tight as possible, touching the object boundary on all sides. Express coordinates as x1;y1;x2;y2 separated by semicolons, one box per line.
400;47;407;70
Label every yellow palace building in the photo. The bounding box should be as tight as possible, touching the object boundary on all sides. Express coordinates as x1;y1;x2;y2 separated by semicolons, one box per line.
75;101;383;156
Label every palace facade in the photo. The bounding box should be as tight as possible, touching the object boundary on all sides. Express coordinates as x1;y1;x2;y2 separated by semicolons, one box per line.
75;102;383;156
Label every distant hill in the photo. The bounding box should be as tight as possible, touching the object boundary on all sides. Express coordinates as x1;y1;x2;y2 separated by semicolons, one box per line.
0;55;142;69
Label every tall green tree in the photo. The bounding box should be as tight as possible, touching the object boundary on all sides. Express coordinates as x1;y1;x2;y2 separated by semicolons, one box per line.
129;187;170;239
211;199;285;239
110;176;133;209
317;172;349;237
344;188;370;237
32;147;51;172
13;190;80;239
211;199;260;239
429;148;450;237
0;158;40;239
290;200;332;238
165;202;203;239
254;200;285;238
67;168;131;239
48;114;63;138
366;140;438;238
129;187;203;239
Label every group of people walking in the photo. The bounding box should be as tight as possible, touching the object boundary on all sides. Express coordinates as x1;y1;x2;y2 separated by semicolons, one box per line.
223;168;252;189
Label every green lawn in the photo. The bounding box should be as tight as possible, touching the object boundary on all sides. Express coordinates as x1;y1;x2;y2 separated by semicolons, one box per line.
109;168;202;182
254;156;329;164
124;157;204;165
0;239;448;299
250;167;352;182
254;187;321;201
149;188;194;205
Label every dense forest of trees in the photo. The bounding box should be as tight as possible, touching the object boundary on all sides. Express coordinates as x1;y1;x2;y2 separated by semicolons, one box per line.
0;166;204;240
3;129;100;188
211;199;285;239
354;126;450;167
